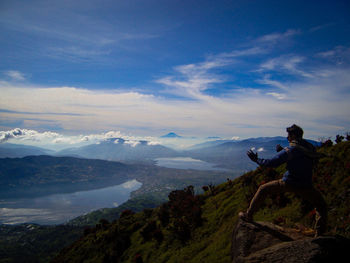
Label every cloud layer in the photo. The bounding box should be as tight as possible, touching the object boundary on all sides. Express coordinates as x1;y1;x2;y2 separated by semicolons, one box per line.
0;128;165;150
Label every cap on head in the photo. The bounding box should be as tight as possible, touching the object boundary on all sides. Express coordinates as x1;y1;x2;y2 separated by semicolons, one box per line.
286;124;303;139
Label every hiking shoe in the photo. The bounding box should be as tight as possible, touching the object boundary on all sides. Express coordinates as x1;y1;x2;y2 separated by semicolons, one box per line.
238;211;252;222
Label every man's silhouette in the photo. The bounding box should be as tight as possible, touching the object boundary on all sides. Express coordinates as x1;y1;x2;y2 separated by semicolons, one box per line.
239;124;327;237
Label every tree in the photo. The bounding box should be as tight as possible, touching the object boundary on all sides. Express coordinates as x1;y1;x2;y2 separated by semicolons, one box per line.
336;135;344;144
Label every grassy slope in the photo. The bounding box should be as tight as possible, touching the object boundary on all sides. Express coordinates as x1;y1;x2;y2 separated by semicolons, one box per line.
52;141;350;263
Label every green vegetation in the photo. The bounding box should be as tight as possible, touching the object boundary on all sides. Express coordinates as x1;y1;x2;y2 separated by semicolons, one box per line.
52;141;350;263
0;224;83;263
68;192;168;226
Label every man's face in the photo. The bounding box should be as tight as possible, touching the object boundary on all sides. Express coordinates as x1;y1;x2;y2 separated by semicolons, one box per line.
287;133;296;142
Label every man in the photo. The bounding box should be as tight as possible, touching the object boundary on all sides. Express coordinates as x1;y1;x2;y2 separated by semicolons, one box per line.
239;124;327;237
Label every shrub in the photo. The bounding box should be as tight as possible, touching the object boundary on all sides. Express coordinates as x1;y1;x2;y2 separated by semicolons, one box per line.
140;220;163;243
120;209;135;219
140;220;157;241
143;208;153;218
166;185;204;242
346;133;350;141
321;139;333;147
158;203;170;227
336;135;345;144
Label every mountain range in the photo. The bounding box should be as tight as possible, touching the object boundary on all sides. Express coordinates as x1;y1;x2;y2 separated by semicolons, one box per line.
0;136;320;174
184;136;320;171
56;138;179;163
0;143;54;158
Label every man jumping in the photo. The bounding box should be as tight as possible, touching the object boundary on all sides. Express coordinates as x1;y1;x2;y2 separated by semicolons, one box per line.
239;124;327;237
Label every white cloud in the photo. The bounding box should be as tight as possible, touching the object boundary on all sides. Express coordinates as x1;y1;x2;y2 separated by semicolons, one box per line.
257;75;290;91
46;46;112;63
316;46;350;65
257;29;300;44
4;70;26;81
266;92;286;100
0;128;60;143
147;141;161;146
156;46;267;101
215;47;266;59
259;55;314;78
124;140;140;147
0;127;168;150
121;179;141;189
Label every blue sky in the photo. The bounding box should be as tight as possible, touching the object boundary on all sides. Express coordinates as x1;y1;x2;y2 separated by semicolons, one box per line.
0;0;350;147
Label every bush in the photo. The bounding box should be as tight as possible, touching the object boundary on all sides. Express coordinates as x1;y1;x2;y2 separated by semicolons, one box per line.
336;135;345;144
120;209;135;218
140;220;163;243
321;139;333;147
158;203;170;227
166;186;204;242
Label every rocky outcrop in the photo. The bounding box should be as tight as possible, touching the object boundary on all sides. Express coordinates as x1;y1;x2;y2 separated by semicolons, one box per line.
232;219;350;263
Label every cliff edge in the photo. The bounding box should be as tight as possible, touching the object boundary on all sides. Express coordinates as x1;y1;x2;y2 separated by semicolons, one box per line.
232;219;350;263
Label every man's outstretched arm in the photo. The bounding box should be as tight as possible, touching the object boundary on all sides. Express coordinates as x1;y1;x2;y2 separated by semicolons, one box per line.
247;149;289;168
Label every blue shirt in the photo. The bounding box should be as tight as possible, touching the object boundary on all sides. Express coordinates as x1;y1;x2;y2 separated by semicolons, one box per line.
256;145;314;187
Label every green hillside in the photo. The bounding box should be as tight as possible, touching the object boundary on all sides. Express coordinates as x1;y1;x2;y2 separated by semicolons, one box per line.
52;141;350;263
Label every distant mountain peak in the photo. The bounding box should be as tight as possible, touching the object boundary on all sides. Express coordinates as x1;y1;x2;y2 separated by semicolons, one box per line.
161;132;182;138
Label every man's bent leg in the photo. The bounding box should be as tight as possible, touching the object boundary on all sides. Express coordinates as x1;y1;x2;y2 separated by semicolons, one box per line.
290;186;327;236
246;179;286;219
313;190;327;236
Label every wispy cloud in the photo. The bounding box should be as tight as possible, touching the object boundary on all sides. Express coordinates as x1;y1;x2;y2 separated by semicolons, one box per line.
45;46;112;63
213;47;267;59
266;92;287;100
259;55;314;78
256;29;301;44
3;70;26;81
309;22;336;33
0;0;160;63
156;46;267;100
316;46;350;65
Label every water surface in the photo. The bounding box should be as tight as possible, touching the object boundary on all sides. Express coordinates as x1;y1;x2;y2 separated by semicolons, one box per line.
155;157;228;171
0;179;141;225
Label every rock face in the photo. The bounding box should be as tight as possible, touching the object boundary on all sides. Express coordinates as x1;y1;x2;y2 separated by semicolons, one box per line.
231;219;350;263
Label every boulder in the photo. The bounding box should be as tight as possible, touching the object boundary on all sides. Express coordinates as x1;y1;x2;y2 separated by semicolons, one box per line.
232;219;350;263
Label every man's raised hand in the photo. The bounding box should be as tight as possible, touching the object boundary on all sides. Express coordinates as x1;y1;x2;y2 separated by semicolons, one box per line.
247;149;258;162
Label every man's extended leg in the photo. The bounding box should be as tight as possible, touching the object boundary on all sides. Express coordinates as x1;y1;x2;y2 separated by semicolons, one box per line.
244;179;286;220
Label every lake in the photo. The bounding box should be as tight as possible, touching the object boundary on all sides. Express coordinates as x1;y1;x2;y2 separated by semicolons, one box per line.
155;157;228;171
0;179;142;225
